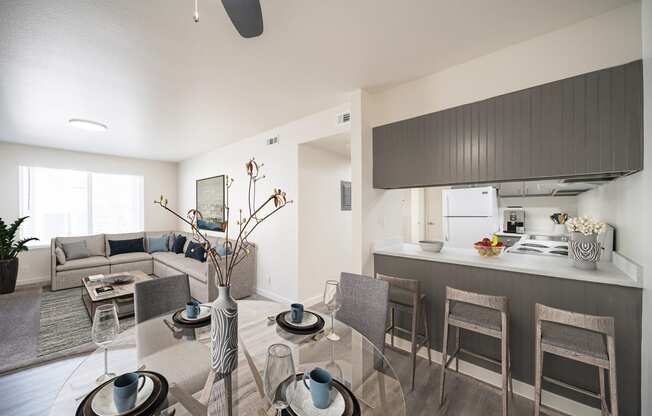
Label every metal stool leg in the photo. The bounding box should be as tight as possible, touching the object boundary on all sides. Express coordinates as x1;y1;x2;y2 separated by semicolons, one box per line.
390;306;396;347
501;314;509;416
454;327;460;372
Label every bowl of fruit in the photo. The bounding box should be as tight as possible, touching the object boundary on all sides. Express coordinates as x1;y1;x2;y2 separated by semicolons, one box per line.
473;236;505;257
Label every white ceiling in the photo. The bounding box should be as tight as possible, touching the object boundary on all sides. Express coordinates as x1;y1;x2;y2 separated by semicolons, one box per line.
0;0;635;161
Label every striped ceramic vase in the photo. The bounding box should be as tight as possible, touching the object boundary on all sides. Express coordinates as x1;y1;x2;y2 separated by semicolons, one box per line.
210;285;238;374
569;232;601;270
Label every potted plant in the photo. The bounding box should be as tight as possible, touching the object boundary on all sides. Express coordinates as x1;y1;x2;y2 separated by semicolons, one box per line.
0;217;38;294
566;216;606;270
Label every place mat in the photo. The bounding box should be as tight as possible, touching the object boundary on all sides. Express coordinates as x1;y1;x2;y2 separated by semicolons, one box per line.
76;371;168;416
172;308;211;328
279;374;360;416
276;311;324;335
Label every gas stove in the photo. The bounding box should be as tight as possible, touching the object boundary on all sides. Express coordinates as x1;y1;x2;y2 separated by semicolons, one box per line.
506;235;569;257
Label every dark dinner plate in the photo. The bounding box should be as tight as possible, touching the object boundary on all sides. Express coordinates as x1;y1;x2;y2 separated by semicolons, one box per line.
76;371;168;416
279;374;361;416
276;311;325;335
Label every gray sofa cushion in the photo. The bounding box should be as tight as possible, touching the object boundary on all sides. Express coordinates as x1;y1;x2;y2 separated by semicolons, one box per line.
152;252;208;283
56;256;110;272
105;232;145;256
55;247;66;265
61;241;91;260
56;234;105;257
108;252;153;265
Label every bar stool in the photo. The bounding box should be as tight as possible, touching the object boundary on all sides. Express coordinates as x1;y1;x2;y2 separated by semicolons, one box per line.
375;272;432;391
439;287;512;416
534;304;618;416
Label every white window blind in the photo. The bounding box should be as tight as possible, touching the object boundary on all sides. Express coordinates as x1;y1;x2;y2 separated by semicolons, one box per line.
19;167;144;243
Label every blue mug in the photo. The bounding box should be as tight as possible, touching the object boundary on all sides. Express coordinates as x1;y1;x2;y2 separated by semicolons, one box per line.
290;303;304;323
186;300;200;319
113;372;146;413
302;367;332;409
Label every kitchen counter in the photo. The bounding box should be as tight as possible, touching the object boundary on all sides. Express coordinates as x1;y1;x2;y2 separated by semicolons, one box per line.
374;243;641;288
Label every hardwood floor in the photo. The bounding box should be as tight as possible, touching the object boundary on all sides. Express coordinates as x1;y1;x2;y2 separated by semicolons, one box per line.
0;355;86;416
0;348;569;416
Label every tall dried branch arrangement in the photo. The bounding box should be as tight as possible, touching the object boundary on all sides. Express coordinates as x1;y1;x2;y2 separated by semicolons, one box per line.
154;158;291;287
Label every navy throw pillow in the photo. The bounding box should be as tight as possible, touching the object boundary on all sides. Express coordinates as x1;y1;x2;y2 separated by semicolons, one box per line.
185;241;206;262
172;235;186;254
108;238;145;256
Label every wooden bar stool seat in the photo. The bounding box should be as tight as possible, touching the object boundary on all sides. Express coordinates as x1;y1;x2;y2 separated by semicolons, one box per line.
534;304;618;416
439;287;512;416
375;273;432;392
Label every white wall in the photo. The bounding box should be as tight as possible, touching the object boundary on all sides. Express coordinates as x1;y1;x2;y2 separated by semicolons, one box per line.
500;196;578;234
0;142;178;285
178;105;350;302
297;143;352;302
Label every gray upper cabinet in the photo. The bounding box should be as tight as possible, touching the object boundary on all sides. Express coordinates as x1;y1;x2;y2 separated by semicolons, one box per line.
373;60;643;189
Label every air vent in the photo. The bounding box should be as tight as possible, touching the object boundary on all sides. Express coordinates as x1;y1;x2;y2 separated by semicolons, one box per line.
336;112;351;126
266;136;279;146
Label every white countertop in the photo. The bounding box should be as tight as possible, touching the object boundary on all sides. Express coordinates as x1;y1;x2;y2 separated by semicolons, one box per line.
374;243;642;288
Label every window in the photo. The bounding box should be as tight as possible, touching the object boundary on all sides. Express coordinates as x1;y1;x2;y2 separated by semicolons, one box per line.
19;167;144;244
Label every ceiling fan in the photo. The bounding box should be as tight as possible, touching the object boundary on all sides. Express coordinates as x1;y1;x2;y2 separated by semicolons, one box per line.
193;0;264;38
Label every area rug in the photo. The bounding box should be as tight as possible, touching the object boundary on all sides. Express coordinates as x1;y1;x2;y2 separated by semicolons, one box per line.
38;287;135;357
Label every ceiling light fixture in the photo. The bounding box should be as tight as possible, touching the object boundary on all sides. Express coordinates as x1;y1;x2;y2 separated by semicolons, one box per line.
68;119;108;132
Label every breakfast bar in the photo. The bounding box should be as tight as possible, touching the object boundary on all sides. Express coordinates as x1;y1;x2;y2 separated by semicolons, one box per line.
374;245;643;415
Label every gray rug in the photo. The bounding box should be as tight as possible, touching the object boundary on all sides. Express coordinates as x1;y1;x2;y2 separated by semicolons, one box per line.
0;286;41;371
38;287;135;357
0;285;134;374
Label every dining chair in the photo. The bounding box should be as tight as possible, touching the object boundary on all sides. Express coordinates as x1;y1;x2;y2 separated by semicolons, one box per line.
376;272;432;391
534;303;618;416
134;274;191;323
337;272;390;410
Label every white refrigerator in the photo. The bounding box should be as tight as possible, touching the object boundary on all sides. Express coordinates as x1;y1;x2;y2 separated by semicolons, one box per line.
442;187;500;249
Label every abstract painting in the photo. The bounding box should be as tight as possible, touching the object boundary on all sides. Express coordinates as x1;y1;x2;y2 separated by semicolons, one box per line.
196;175;225;232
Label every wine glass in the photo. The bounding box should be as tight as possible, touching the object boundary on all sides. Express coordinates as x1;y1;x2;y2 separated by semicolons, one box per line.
323;280;342;341
263;344;297;416
92;303;119;383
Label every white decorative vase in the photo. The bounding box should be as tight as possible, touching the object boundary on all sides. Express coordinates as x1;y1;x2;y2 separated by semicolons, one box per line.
568;232;601;270
210;285;238;374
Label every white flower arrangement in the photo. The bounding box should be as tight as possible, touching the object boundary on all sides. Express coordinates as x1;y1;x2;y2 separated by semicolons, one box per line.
566;216;606;236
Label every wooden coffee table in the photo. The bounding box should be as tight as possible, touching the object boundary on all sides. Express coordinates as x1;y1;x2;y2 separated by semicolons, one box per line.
81;271;152;319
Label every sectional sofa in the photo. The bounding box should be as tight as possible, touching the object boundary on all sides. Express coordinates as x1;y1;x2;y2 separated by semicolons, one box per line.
50;231;256;302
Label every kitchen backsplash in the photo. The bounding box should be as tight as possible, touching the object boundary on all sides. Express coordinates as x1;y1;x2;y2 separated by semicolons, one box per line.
499;196;578;234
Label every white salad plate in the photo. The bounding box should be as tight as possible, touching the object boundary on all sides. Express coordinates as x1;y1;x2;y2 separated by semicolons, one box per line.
288;383;346;416
90;375;154;416
284;311;319;328
181;305;211;321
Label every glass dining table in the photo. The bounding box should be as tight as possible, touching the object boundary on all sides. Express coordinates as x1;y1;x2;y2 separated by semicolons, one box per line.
49;299;406;416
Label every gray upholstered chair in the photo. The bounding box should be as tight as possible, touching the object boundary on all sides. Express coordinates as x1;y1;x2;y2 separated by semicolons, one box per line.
336;272;390;410
337;272;390;358
134;274;191;323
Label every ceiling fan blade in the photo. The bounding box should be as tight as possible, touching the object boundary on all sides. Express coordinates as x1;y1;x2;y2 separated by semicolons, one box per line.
221;0;263;38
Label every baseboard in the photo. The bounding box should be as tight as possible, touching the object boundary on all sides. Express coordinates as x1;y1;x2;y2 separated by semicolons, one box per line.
302;294;323;308
255;287;293;304
17;276;50;288
387;335;602;416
